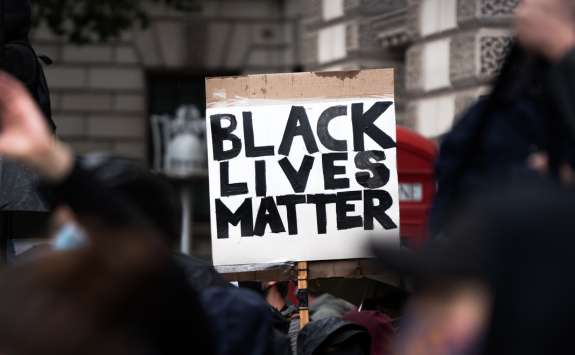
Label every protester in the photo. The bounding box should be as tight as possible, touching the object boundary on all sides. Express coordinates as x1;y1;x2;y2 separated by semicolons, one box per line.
0;72;216;354
373;1;575;355
201;286;277;355
343;311;395;355
375;175;575;355
429;0;575;236
0;0;54;213
289;287;359;354
297;318;370;355
266;281;297;316
52;153;228;290
309;290;357;321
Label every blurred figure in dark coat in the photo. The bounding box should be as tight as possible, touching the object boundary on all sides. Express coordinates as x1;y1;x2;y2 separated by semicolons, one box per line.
374;1;575;355
0;0;55;212
429;0;575;237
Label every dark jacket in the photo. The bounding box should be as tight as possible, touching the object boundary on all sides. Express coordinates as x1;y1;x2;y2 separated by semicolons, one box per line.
343;311;395;355
3;0;53;129
0;0;54;212
429;98;546;235
429;46;568;236
200;287;276;355
0;161;218;355
297;318;370;355
173;253;228;291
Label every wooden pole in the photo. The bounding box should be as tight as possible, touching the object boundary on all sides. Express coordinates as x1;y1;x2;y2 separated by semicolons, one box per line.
297;261;309;329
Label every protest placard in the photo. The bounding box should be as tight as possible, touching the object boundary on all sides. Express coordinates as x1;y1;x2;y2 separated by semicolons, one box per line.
206;69;400;266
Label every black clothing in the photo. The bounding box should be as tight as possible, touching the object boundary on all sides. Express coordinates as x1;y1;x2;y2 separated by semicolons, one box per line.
297;318;370;355
0;0;54;212
42;161;217;355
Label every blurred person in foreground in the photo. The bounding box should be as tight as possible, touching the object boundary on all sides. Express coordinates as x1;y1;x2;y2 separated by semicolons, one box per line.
373;1;575;354
297;317;371;355
41;153;228;291
429;0;575;236
0;0;55;212
0;73;216;354
376;176;575;355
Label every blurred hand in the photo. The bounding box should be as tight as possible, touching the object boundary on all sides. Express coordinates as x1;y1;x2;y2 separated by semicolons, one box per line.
515;0;575;61
0;72;72;181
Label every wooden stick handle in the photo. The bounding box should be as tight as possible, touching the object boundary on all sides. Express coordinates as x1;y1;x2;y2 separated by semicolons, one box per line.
297;261;309;329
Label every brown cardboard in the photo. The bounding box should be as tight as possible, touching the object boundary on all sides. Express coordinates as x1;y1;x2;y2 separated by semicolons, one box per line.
206;68;396;281
206;69;394;106
219;259;399;286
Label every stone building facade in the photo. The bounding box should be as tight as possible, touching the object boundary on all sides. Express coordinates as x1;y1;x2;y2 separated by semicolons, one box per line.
404;0;518;137
32;0;518;159
32;0;300;161
300;0;518;138
29;0;518;256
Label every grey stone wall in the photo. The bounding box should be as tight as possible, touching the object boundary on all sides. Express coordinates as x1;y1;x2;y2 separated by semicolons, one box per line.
33;0;300;161
403;0;517;138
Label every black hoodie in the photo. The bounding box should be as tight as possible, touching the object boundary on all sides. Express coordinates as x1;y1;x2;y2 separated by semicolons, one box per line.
5;0;32;42
3;0;34;83
0;0;54;212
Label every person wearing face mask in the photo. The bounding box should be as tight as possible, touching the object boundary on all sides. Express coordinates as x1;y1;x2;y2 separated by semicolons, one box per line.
44;153;229;291
0;71;217;355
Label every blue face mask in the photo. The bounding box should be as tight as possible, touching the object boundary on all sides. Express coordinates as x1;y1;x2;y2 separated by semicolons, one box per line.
52;223;89;251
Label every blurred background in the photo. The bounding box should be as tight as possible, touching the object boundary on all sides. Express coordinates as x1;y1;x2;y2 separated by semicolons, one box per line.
27;0;517;259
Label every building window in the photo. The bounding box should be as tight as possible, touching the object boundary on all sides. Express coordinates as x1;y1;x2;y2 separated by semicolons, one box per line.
322;0;344;21
415;94;456;137
147;72;235;259
420;0;457;36
318;24;347;64
422;38;451;91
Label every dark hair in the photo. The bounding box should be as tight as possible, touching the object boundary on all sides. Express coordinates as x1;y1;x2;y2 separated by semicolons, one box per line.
5;0;32;42
80;153;182;247
275;282;289;299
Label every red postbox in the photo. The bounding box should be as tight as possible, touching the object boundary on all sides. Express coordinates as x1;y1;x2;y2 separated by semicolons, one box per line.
396;127;438;249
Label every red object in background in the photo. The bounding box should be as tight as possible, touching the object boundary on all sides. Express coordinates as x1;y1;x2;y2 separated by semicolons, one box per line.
396;127;438;249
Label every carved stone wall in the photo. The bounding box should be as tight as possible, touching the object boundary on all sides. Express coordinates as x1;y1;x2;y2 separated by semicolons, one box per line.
405;0;421;39
360;0;407;13
458;0;519;24
303;32;319;67
450;31;477;85
449;29;512;85
302;0;407;71
400;0;516;135
34;0;298;159
480;0;520;17
405;44;423;93
479;34;511;78
346;21;360;51
359;18;385;50
457;0;479;23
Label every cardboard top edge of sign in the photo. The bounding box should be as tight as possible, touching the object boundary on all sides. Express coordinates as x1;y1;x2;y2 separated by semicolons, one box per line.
206;68;394;106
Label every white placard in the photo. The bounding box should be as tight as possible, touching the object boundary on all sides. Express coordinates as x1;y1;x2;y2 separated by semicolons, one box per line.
206;98;400;266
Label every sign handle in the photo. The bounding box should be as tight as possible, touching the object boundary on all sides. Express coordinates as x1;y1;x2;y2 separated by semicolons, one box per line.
297;261;310;329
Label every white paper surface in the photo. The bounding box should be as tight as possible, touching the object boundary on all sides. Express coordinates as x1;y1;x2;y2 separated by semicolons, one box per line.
206;98;400;266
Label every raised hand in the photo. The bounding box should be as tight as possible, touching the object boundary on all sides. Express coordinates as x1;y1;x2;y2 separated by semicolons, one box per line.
0;72;73;181
515;0;575;62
